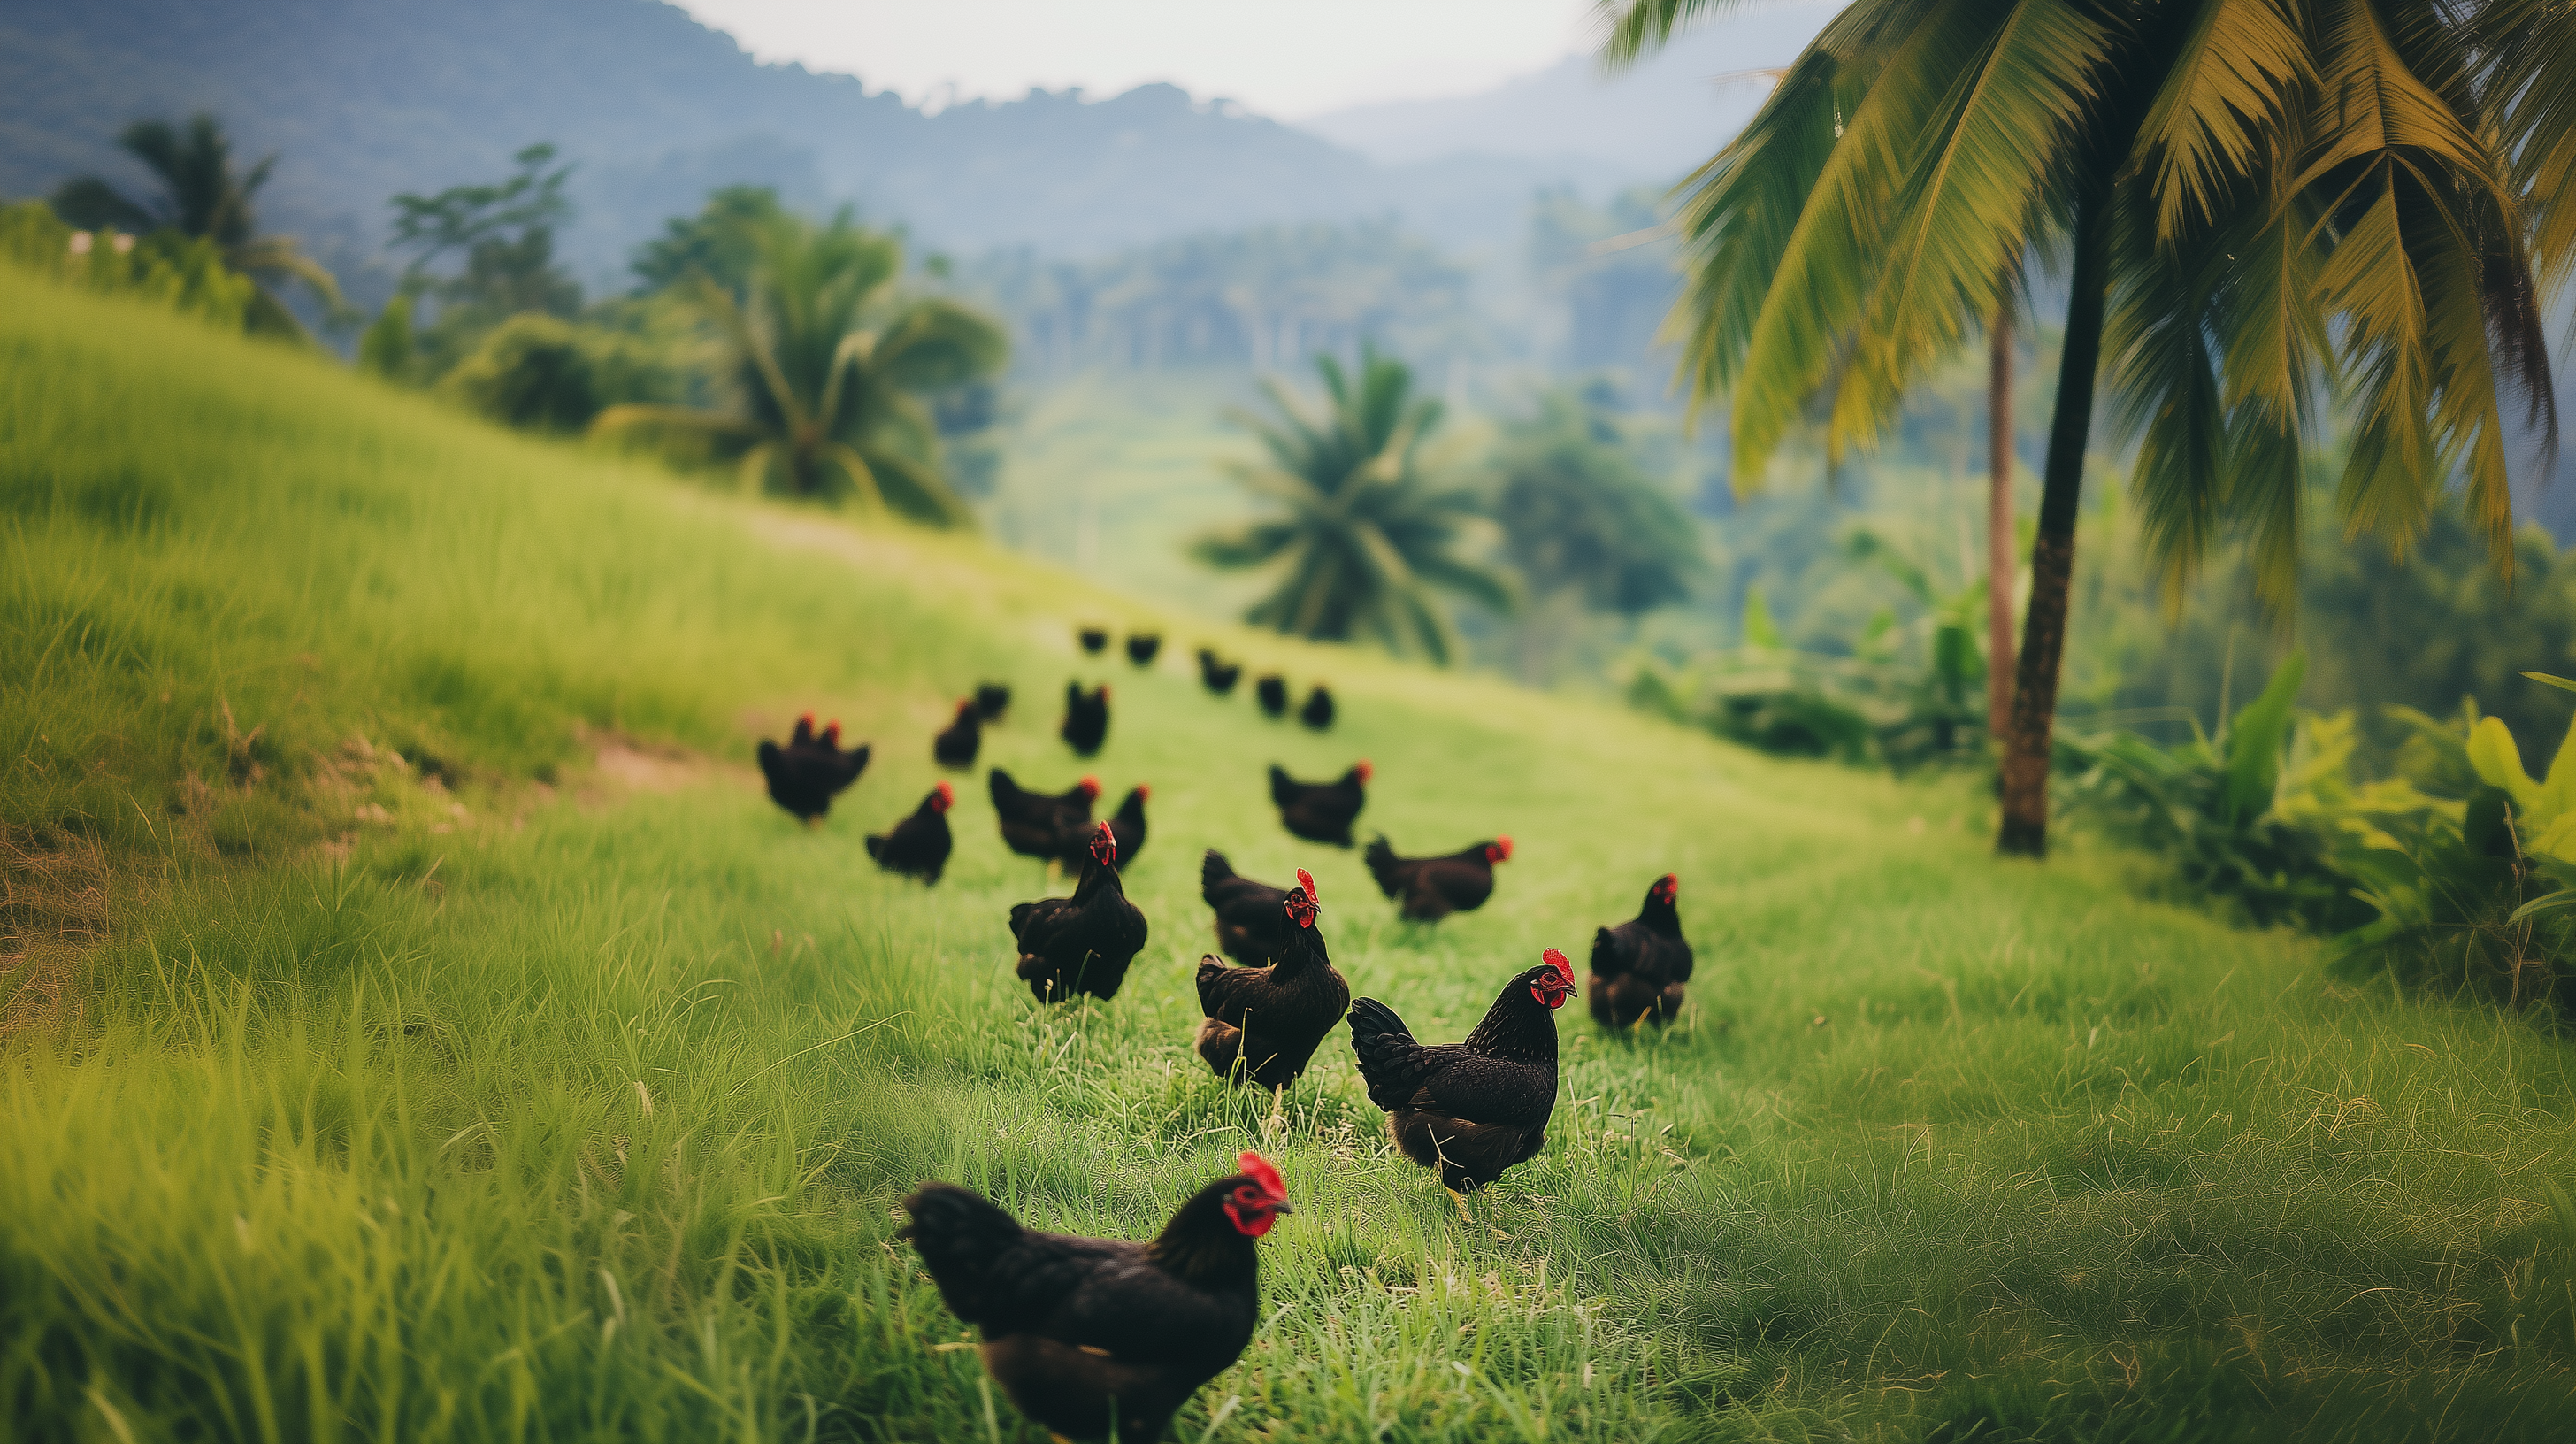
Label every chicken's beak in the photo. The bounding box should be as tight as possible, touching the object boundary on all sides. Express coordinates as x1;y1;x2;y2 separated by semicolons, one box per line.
1271;1200;1295;1216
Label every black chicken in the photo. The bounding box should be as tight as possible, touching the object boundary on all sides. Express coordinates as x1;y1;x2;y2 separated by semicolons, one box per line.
1299;686;1335;731
1126;633;1162;666
900;1153;1290;1444
1078;626;1109;654
992;769;1099;866
1199;850;1292;964
1269;762;1369;848
1194;871;1348;1090
1101;785;1149;871
1363;834;1512;922
866;781;955;884
755;713;870;825
1062;681;1111;757
1196;649;1242;696
1010;824;1151;1002
974;682;1012;722
1348;951;1570;1215
1254;675;1288;718
1589;873;1693;1028
933;698;982;769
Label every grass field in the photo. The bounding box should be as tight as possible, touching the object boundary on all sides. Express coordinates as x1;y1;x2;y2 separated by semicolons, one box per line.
7;265;2576;1442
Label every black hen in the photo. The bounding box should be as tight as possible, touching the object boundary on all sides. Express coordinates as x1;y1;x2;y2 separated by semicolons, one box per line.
1254;675;1288;718
1348;952;1571;1199
992;769;1099;864
755;713;870;825
933;698;982;768
1299;686;1335;731
1010;824;1150;1002
1363;835;1512;922
1100;785;1149;871
1200;849;1292;964
1195;871;1348;1089
866;782;955;884
1269;763;1369;848
899;1152;1290;1444
1126;633;1162;666
974;682;1012;722
1077;626;1109;654
1061;681;1111;757
1589;873;1693;1027
1197;649;1242;695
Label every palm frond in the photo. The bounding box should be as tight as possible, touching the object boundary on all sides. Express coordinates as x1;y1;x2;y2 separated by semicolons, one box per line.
2130;0;2309;243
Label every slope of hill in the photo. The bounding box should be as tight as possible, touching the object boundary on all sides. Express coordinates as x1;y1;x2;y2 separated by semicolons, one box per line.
5;267;2575;1440
0;0;1568;290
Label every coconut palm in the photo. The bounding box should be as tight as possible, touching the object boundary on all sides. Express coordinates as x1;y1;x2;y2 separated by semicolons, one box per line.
1193;349;1514;663
593;211;1007;526
1605;0;2554;856
51;113;343;337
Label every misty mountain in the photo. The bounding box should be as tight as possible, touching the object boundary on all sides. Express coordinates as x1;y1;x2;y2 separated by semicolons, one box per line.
0;0;1589;298
1298;4;1838;180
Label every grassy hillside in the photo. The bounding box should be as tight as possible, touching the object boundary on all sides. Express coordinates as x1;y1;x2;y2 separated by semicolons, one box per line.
6;266;2576;1442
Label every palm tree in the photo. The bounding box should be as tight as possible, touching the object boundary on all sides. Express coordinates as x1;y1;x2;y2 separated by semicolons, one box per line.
51;113;343;337
1193;350;1514;663
594;211;1008;526
1605;0;2553;856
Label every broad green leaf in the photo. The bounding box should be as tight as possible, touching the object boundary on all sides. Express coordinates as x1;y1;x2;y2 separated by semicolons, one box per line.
2465;716;2542;814
1742;584;1782;649
2222;650;2304;821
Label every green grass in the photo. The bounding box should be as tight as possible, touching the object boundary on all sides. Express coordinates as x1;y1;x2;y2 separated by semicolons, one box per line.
6;263;2576;1442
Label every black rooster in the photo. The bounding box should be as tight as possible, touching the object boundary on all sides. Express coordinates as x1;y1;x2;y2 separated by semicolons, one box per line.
974;682;1012;722
755;714;870;825
1299;686;1335;731
1254;675;1288;718
899;1153;1290;1444
933;698;982;768
1126;633;1162;666
1010;824;1150;1002
1200;849;1292;964
866;782;954;883
1363;835;1512;922
1349;951;1570;1217
1197;649;1242;696
1269;763;1369;848
1062;681;1110;757
1589;873;1693;1028
1194;870;1348;1090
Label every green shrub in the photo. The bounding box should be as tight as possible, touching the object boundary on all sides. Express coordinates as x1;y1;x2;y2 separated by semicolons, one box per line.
438;312;674;433
0;201;254;329
2058;653;2374;932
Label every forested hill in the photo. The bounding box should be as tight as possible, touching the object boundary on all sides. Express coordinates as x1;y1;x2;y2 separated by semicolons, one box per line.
0;0;1567;286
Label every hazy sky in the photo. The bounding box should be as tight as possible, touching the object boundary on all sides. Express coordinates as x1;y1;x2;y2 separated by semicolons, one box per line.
675;1;1622;119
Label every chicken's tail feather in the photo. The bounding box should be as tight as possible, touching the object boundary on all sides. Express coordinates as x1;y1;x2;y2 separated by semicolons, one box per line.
1268;764;1296;807
899;1183;1023;1325
1347;995;1426;1107
1200;849;1237;895
866;835;888;862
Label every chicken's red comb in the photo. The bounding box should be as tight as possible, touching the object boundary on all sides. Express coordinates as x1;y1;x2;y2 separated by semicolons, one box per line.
1356;760;1373;781
1542;949;1574;987
933;780;954;807
798;711;816;726
1495;835;1514;860
1137;783;1151;799
1296;867;1316;900
1079;775;1101;795
1237;1151;1286;1202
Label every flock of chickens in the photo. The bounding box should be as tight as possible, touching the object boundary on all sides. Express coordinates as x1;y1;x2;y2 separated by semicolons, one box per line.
751;626;1697;1441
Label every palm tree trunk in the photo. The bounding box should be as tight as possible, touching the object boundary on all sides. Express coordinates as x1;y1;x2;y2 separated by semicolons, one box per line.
1987;294;2015;743
1996;188;2110;857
